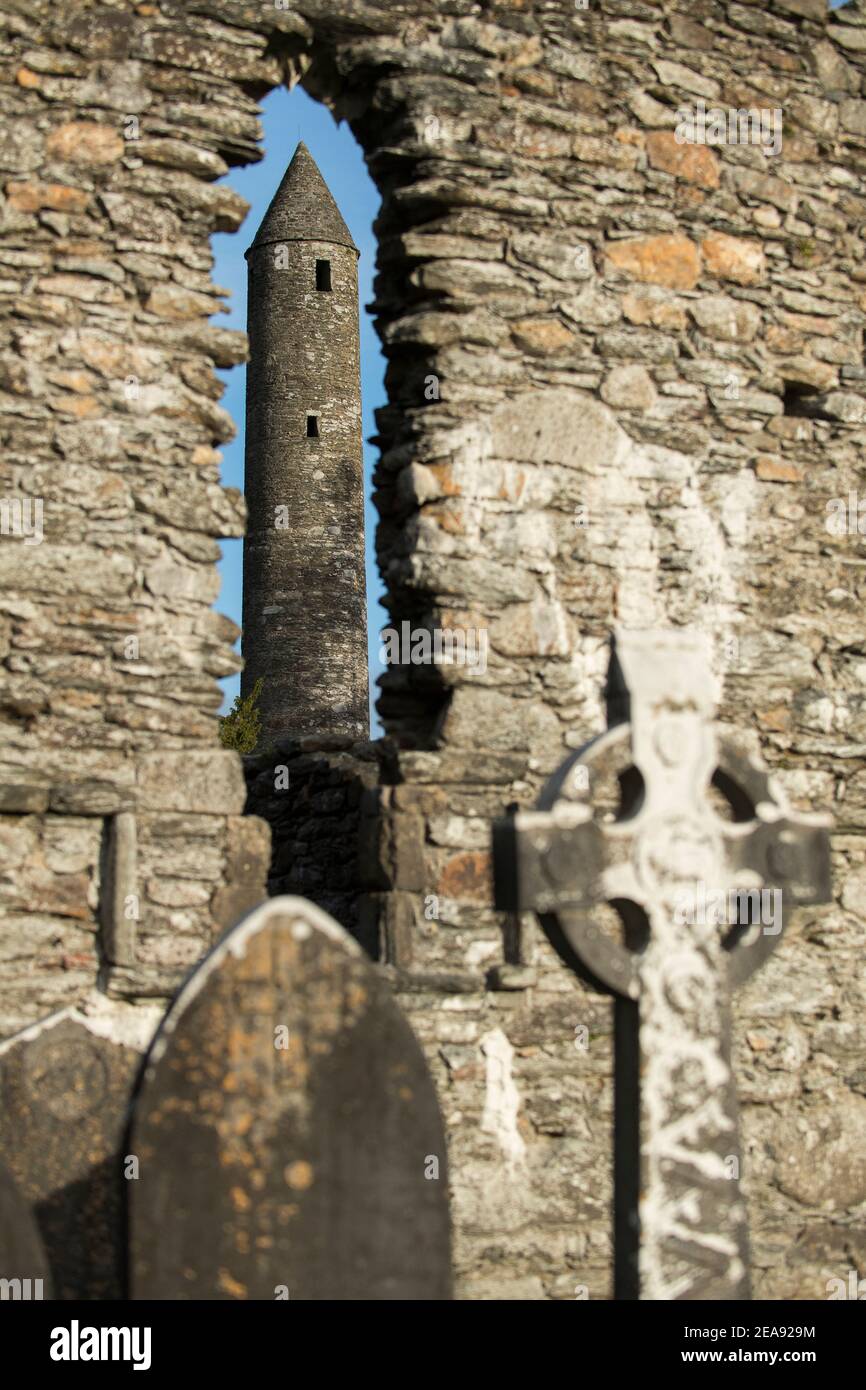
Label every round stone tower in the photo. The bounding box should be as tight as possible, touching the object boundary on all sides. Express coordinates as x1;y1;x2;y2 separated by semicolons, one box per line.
241;141;369;742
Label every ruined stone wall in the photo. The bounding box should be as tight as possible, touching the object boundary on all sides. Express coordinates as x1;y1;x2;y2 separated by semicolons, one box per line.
0;0;273;1037
360;0;866;1301
1;0;865;1301
244;734;382;950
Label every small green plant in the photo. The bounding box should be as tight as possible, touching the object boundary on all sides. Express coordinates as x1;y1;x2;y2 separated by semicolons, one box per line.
219;677;263;754
798;237;816;260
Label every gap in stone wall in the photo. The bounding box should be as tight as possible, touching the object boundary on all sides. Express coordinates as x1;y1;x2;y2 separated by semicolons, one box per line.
211;80;387;738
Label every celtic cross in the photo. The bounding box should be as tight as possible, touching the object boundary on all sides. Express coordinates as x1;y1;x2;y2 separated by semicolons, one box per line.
494;630;831;1300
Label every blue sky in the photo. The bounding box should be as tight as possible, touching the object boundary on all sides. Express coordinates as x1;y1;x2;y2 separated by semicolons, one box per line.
211;84;386;732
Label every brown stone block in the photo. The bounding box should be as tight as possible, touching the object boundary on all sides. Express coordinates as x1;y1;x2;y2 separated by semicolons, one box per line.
437;850;493;904
767;324;805;354
46;122;124;165
52;393;99;419
145;284;224;320
755;456;804;484
511;318;576;356
622;289;687;331
27;872;92;921
646;131;720;189
668;16;715;49
757;706;791;732
5;181;89;213
606;234;701;291
701;232;766;286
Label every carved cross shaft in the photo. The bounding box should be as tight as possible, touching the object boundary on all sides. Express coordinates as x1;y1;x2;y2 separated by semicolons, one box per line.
494;630;831;1300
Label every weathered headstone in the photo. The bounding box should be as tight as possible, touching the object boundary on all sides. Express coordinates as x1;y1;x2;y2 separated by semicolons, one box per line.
128;896;452;1300
494;629;831;1300
0;1009;140;1299
0;1159;52;1300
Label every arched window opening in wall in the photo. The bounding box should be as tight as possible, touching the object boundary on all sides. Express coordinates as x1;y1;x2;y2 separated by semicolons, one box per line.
213;83;386;740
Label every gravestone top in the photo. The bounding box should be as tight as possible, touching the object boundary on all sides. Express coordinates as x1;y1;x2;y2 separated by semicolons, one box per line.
130;895;452;1300
0;1008;140;1300
495;628;832;1299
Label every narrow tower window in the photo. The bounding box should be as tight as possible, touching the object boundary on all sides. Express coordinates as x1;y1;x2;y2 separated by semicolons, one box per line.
315;259;331;291
306;414;320;438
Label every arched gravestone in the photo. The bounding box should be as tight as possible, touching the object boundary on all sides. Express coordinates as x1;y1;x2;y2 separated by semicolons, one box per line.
0;1009;140;1299
0;1160;52;1300
128;897;452;1300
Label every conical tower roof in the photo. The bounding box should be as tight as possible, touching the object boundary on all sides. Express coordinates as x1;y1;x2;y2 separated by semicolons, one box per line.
245;141;359;256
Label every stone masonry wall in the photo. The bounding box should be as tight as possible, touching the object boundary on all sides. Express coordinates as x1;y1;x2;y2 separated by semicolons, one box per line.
1;0;865;1301
244;734;383;951
0;0;272;1039
361;0;866;1301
